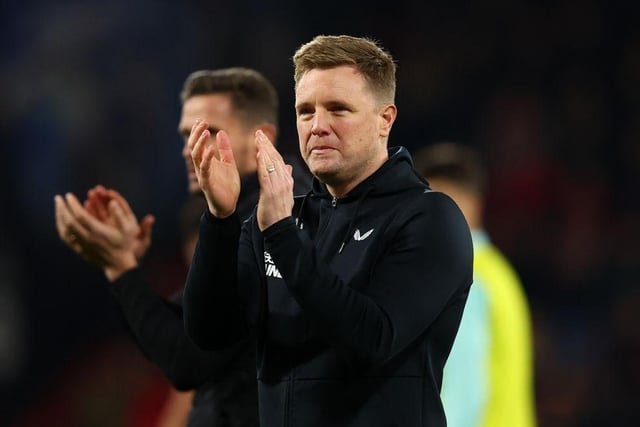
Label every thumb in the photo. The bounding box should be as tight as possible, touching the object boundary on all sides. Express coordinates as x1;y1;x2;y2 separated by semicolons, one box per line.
285;164;293;176
139;214;155;242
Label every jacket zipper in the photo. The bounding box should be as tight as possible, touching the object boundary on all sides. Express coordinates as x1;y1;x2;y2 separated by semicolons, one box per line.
284;372;294;426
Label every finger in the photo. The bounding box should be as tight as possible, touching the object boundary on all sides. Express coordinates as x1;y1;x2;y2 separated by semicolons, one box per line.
255;133;275;180
87;185;109;202
188;120;210;166
215;130;237;167
192;128;211;173
86;188;111;221
199;143;218;184
255;130;290;182
187;119;204;150
85;189;106;220
65;193;111;241
84;198;98;218
59;194;86;233
256;148;275;192
138;214;155;243
139;214;155;235
255;131;295;203
65;193;93;230
109;199;138;237
54;195;72;241
88;185;107;198
55;195;92;253
93;197;110;221
105;189;136;221
283;165;295;192
256;130;286;166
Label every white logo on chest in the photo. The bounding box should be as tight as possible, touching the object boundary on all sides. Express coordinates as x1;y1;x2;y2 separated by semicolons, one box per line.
353;228;374;241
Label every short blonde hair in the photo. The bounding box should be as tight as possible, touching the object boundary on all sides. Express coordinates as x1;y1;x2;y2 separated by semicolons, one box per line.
293;35;396;105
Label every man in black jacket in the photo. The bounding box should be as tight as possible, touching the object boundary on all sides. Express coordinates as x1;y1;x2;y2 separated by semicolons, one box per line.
183;35;474;426
54;68;309;426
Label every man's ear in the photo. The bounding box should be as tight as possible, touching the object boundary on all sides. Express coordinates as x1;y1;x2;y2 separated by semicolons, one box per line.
379;104;397;138
256;123;277;145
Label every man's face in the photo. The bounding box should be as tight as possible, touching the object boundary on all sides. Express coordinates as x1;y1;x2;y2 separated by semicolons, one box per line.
178;93;254;194
295;65;394;196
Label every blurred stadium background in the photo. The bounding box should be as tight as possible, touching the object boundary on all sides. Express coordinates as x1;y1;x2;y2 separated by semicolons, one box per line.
1;1;638;425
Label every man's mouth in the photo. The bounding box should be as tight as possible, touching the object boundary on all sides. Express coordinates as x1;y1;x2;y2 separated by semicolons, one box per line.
311;146;335;154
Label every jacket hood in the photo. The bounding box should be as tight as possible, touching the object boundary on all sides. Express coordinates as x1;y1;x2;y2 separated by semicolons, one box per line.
309;146;428;201
300;146;429;254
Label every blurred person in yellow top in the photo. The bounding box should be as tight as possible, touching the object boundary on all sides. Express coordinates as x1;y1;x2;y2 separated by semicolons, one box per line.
414;142;537;427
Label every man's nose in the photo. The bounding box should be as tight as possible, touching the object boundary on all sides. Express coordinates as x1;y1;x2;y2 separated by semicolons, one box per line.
311;111;329;136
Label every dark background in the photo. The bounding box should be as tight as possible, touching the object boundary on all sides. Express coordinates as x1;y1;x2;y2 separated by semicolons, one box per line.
1;1;639;426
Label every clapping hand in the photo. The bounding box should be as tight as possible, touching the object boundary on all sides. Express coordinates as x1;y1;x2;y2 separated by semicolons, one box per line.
54;186;155;281
188;119;240;218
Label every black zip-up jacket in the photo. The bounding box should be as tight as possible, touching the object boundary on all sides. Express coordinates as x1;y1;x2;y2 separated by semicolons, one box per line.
110;272;257;427
108;163;309;427
109;174;263;427
184;147;473;426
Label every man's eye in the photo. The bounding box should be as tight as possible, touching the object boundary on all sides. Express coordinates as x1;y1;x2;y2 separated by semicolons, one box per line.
297;110;313;117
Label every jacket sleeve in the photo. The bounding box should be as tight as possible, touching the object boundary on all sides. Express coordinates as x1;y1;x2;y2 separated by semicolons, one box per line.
183;211;261;350
110;268;241;390
263;191;473;368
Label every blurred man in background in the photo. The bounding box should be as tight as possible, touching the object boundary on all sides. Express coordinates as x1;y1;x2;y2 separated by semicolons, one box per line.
54;68;309;426
414;142;536;427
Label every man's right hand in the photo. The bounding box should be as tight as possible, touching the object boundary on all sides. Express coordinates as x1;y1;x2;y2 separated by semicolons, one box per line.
188;120;240;218
54;188;155;282
84;186;155;261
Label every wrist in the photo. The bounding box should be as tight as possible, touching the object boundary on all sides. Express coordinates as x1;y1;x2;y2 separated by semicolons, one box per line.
104;254;138;282
207;203;236;219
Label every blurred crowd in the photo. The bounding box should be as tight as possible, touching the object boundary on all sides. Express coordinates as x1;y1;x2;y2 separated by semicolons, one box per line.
1;0;638;426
